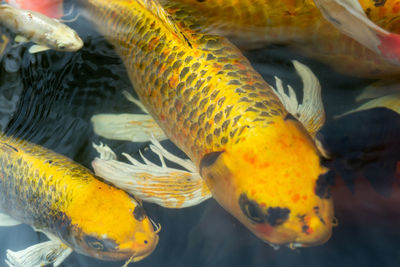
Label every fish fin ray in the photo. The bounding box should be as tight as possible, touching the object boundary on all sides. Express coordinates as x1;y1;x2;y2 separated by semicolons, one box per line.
14;35;28;43
5;240;72;267
272;61;325;137
92;140;211;208
0;213;21;226
336;93;400;118
136;0;192;48
28;45;50;54
91;113;167;142
92;142;117;160
122;90;149;114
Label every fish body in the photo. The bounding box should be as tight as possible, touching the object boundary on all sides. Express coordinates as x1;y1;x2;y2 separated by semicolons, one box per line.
0;133;158;261
160;0;400;78
0;4;83;53
81;0;333;247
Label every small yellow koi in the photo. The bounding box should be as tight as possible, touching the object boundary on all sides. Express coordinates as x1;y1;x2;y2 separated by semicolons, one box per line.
0;4;83;53
0;133;159;265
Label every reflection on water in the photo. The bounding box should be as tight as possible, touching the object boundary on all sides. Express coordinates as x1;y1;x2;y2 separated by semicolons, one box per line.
0;10;399;267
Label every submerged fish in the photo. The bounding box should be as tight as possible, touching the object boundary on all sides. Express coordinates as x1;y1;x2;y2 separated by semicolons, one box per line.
0;4;83;53
317;108;400;225
5;0;64;19
159;0;400;78
0;133;159;266
81;0;333;247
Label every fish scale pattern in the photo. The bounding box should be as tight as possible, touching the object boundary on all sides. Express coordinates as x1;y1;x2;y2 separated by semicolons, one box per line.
85;0;287;164
0;134;90;232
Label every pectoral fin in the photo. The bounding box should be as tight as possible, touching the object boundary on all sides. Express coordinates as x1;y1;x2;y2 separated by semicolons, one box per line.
28;45;50;54
0;213;21;227
14;35;29;43
5;239;72;267
91;113;168;142
92;140;211;208
272;60;325;137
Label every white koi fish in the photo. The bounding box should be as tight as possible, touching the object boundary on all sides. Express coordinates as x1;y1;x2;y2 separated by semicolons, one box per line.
0;4;83;53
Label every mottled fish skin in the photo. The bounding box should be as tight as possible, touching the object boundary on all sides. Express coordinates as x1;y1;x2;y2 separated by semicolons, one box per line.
0;134;158;261
82;0;333;247
160;0;400;78
0;4;83;51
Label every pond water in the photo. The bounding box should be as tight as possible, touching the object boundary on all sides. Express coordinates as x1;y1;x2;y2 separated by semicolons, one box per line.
0;5;399;267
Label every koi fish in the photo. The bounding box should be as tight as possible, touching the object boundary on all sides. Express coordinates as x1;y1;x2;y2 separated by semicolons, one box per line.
159;0;400;78
0;133;159;266
0;4;83;53
80;0;333;248
5;0;64;19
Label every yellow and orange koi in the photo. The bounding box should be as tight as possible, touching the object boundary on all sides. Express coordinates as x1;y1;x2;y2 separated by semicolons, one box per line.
159;0;400;78
81;0;333;247
0;133;159;266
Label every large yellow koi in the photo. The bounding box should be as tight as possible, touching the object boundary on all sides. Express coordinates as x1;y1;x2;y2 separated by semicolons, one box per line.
81;0;333;247
0;133;158;265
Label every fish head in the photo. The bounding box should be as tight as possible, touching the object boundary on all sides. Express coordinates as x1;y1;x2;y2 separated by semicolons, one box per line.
63;180;159;261
47;24;83;52
199;114;333;247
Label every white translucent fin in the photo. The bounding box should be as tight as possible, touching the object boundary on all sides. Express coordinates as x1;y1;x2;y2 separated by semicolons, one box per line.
91;113;167;142
337;93;400;117
135;0;192;48
28;45;50;54
5;240;72;267
356;81;400;102
14;35;28;43
123;90;149;114
0;213;21;227
271;60;325;137
92;142;117;160
92;139;211;208
314;0;400;65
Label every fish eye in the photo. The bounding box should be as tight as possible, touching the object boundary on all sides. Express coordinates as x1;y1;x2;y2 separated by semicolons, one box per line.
84;235;105;251
238;194;266;223
133;205;146;221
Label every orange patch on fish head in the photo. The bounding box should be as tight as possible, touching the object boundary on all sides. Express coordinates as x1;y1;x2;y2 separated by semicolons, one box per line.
64;178;158;261
199;115;333;247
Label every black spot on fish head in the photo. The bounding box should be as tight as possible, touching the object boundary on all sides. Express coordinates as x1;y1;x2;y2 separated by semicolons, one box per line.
314;170;335;199
133;205;146;221
199;151;224;176
317;108;400;194
238;193;290;226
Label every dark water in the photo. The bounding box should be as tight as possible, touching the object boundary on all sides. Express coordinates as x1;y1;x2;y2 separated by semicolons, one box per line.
0;10;399;267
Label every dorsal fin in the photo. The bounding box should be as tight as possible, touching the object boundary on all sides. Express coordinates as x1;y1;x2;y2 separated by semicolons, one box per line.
136;0;192;48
